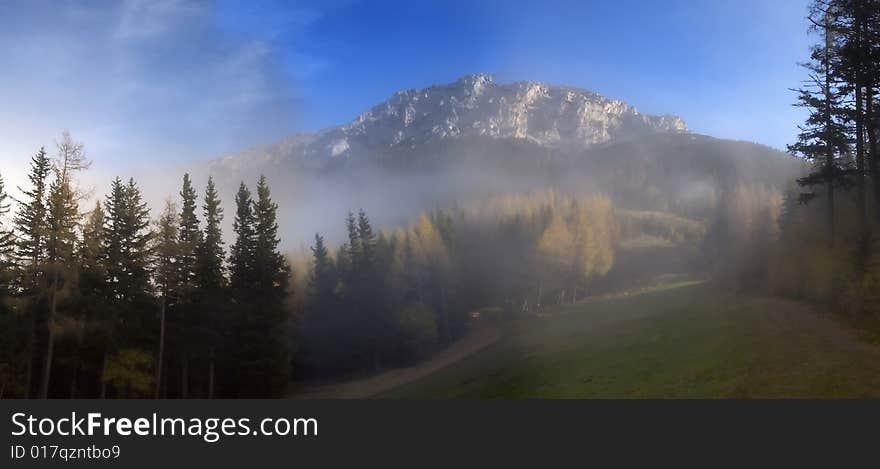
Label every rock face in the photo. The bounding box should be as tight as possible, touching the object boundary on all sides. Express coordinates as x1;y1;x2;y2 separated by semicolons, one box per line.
213;73;688;170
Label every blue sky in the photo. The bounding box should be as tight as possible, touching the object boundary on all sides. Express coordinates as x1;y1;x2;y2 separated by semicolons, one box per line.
0;0;811;184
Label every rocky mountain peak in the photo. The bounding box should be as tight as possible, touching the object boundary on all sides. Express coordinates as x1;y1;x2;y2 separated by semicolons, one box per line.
213;74;688;170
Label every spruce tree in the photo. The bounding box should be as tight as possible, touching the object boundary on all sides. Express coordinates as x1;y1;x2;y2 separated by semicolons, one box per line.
356;210;384;368
177;174;201;297
249;175;290;396
105;178;152;304
196;176;225;398
344;211;360;282
40;132;89;397
0;173;12;265
229;182;255;301
15;147;51;289
304;233;339;372
0;173;13;396
75;202;109;397
152;201;180;399
308;233;336;306
789;3;851;248
102;177;152;397
176;174;201;397
225;181;255;396
14;148;52;397
197;177;225;295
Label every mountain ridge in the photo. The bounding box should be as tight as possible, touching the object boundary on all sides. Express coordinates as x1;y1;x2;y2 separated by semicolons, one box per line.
213;74;688;172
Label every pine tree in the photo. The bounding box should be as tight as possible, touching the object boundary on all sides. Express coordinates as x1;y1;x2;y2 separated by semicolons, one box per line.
229;182;255;302
40;132;90;397
197;177;225;295
788;3;852;248
308;234;336;306
0;173;12;266
357;209;376;270
249;175;290;396
356;210;387;367
195;176;225;398
105;178;152;303
303;233;341;372
102;177;152;397
14;147;52;398
78;202;106;297
175;174;201;398
74;202;109;397
0;172;13;397
177;174;201;296
12;148;52;397
152;200;179;399
15;147;51;289
344;211;360;282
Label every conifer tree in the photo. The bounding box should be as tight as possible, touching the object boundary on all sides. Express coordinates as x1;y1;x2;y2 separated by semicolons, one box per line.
0;173;13;396
175;174;201;397
248;175;290;396
197;177;225;295
75;202;109;397
104;178;152;303
13;147;51;397
152;201;179;399
308;234;336;307
788;3;851;248
196;176;225;398
40;132;90;397
229;182;255;302
344;211;360;283
15;147;51;285
102;177;152;397
0;173;12;266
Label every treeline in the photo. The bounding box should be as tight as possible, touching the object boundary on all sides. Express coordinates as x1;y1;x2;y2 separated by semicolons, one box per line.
0;133;289;398
715;0;880;317
0;136;621;395
617;210;706;245
773;0;880;312
291;192;617;378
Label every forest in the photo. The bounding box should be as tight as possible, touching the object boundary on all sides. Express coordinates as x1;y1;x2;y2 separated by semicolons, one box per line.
1;0;879;399
0;141;621;397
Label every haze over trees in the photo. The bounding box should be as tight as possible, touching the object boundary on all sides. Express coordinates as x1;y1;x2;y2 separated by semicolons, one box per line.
5;0;880;399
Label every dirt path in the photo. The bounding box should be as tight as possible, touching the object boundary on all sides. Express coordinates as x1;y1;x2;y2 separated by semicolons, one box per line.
288;326;502;399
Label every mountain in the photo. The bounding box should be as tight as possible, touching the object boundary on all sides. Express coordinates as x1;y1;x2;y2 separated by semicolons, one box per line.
200;74;799;246
212;74;687;172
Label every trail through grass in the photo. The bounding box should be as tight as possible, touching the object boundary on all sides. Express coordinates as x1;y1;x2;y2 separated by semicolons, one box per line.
381;282;880;398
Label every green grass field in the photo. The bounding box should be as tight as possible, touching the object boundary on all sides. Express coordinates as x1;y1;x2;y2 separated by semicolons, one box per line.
380;282;880;398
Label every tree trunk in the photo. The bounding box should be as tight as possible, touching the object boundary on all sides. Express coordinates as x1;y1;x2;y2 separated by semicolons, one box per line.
823;19;835;249
39;268;59;398
867;87;880;221
155;295;166;399
207;347;215;399
857;83;867;236
69;332;82;399
23;311;36;398
99;348;108;399
536;283;543;314
69;361;78;399
181;353;189;399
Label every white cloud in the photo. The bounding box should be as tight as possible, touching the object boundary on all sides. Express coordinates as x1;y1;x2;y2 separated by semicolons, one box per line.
0;0;319;193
